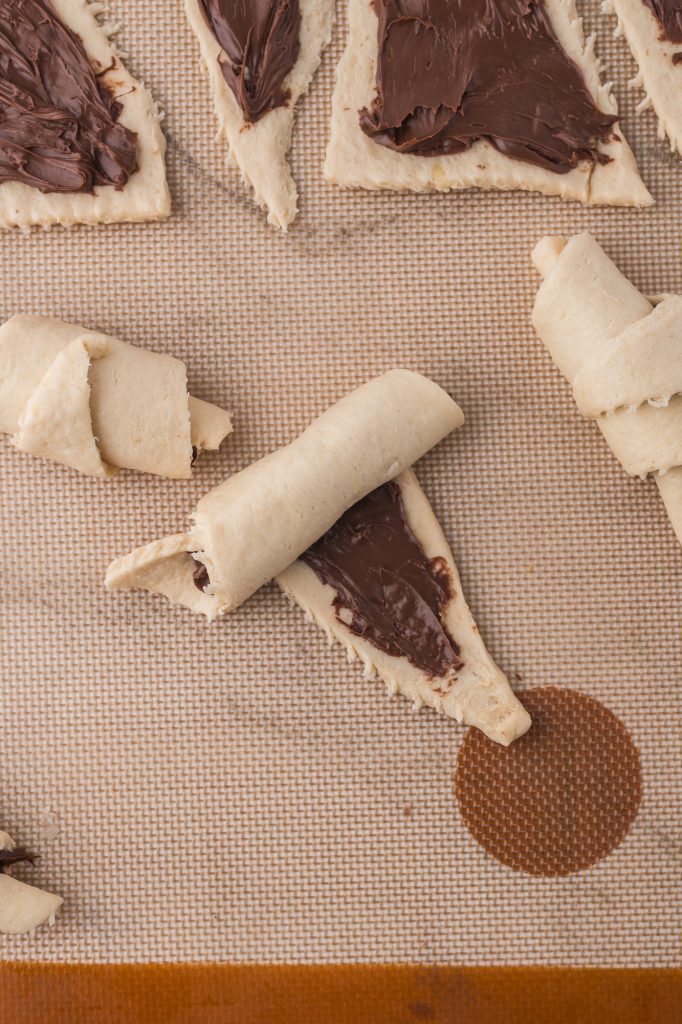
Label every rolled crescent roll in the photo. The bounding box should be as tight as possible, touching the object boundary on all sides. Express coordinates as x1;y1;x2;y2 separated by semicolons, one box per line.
107;370;530;745
531;232;682;545
0;316;232;479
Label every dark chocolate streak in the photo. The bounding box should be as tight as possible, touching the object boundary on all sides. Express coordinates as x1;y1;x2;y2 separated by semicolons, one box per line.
0;847;34;872
643;1;682;44
0;0;137;193
199;0;300;123
360;0;618;171
301;482;463;679
192;562;210;592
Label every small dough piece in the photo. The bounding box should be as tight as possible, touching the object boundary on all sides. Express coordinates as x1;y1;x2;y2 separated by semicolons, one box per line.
278;468;531;746
532;231;682;545
185;0;334;230
0;0;170;228
0;316;232;479
106;370;464;615
606;0;682;156
0;830;62;935
325;0;651;206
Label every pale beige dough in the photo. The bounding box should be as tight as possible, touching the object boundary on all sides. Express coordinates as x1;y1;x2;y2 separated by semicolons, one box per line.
532;231;682;545
185;0;334;230
605;0;682;156
107;370;528;744
277;468;531;746
0;0;170;228
0;831;63;935
0;316;232;479
325;0;651;206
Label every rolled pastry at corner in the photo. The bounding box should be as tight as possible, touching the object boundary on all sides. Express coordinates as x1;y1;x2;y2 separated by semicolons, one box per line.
0;830;63;935
531;231;682;546
0;316;232;479
107;369;531;745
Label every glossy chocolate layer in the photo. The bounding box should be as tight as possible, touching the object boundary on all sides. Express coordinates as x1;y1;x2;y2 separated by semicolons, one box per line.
0;847;33;871
643;1;682;44
199;0;300;123
301;482;462;679
360;0;617;171
0;0;137;193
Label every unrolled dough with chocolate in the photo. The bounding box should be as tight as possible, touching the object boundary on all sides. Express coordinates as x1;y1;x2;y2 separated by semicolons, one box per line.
360;0;616;172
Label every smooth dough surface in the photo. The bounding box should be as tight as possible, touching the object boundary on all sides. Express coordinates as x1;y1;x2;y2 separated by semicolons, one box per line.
106;370;464;614
532;231;682;545
606;0;682;156
185;0;334;229
0;316;232;479
0;0;170;228
277;468;531;746
325;0;651;206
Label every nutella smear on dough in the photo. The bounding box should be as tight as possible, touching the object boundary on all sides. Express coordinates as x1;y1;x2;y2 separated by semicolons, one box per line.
198;0;301;122
301;482;463;679
0;0;137;193
360;0;617;170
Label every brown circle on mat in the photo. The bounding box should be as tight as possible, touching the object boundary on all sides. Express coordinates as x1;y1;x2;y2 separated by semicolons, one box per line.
454;687;642;876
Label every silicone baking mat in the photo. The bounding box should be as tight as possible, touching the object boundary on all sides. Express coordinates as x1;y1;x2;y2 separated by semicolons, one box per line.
0;0;680;967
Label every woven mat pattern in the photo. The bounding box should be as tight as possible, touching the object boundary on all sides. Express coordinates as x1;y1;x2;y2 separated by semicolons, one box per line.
0;0;680;965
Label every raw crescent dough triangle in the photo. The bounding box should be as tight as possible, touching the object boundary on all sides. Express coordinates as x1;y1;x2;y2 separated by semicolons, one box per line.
0;0;170;228
277;468;531;746
325;0;651;206
605;0;682;156
185;0;334;230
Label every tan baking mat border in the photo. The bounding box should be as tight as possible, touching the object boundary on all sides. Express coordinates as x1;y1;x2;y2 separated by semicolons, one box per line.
2;963;680;1023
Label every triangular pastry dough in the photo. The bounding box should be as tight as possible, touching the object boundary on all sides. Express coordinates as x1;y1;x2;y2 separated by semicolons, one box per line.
605;0;682;155
277;468;531;746
326;0;651;206
532;232;682;547
0;0;170;228
186;0;334;229
107;371;530;745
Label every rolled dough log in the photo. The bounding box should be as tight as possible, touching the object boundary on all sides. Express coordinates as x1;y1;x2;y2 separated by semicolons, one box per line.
185;0;334;230
532;231;682;545
106;370;464;615
605;0;682;157
278;468;532;746
0;0;170;228
325;0;651;206
0;316;232;479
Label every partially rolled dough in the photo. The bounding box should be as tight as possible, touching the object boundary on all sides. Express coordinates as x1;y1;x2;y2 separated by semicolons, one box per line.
106;370;464;613
325;0;651;206
0;316;232;479
0;0;170;228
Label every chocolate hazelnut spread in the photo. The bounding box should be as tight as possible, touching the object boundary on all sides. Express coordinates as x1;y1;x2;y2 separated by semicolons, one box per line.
0;847;33;871
643;1;682;43
359;0;618;171
198;0;301;123
301;482;462;679
0;0;137;193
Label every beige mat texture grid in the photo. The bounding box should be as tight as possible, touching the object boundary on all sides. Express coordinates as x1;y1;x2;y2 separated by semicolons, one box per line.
0;0;680;966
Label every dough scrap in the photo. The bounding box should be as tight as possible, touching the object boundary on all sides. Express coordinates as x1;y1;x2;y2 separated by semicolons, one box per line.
0;316;232;479
278;468;531;746
532;231;682;544
325;0;651;206
605;0;682;156
0;830;63;935
106;370;464;614
0;0;170;228
185;0;334;230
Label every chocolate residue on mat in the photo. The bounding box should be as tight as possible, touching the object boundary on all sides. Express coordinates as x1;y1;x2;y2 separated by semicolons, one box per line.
454;687;642;876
